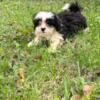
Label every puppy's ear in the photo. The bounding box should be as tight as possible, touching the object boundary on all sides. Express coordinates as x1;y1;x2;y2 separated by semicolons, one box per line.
53;15;61;31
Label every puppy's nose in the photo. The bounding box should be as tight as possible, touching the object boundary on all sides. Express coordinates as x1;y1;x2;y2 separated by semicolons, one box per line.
41;28;46;32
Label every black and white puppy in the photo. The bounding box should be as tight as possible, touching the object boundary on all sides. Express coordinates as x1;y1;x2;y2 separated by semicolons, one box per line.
28;2;87;52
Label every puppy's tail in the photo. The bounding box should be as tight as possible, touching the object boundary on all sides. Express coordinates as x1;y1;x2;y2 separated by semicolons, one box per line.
62;2;82;12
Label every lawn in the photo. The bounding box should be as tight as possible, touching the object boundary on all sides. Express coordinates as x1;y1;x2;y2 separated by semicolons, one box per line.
0;0;100;100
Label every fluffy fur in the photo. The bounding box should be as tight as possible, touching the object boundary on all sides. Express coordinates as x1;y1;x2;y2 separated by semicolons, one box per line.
28;2;87;52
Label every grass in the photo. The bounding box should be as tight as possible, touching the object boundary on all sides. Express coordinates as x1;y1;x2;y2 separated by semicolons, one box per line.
0;0;100;100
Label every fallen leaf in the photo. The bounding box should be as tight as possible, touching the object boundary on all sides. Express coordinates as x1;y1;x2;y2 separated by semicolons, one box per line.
16;67;25;87
33;55;43;62
70;95;81;100
83;84;94;96
81;84;95;100
21;50;30;57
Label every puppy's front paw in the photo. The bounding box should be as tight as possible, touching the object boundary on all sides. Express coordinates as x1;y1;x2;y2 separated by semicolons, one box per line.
27;41;33;47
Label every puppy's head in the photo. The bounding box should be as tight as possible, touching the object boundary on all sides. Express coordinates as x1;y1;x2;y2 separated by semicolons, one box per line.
33;11;60;37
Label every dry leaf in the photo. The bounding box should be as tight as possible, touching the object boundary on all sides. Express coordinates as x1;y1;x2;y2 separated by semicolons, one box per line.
70;95;81;100
22;50;30;57
16;67;25;87
33;55;42;62
81;84;95;100
83;84;94;96
71;84;95;100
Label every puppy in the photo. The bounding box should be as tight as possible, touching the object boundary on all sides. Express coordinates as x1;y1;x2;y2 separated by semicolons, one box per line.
28;2;87;52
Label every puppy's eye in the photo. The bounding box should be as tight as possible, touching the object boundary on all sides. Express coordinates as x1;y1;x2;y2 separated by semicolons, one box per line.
33;19;42;26
46;19;54;26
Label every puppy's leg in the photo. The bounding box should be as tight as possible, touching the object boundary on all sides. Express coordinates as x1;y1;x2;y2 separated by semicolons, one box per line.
83;27;90;33
34;36;41;45
48;35;64;52
28;40;34;47
28;36;41;47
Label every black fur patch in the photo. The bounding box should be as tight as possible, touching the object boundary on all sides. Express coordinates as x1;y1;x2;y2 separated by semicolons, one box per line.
33;18;42;29
69;2;82;12
56;3;87;40
46;16;61;31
